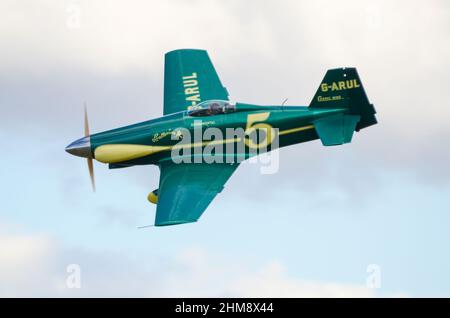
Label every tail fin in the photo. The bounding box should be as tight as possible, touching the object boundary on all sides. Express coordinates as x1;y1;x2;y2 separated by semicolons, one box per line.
309;68;377;131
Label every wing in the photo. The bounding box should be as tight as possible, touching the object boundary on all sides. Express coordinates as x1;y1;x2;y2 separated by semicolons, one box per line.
163;49;229;115
154;161;239;226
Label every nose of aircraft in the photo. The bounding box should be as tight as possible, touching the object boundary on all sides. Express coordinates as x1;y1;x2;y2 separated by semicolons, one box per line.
65;136;93;158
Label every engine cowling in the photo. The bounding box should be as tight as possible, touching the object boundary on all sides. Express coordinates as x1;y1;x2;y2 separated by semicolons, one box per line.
147;189;158;204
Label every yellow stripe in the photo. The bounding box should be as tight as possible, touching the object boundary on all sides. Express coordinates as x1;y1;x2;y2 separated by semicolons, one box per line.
94;125;314;163
172;137;241;150
94;138;242;163
279;124;314;136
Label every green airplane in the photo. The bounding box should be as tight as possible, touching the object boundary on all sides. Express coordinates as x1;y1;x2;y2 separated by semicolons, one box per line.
66;49;377;226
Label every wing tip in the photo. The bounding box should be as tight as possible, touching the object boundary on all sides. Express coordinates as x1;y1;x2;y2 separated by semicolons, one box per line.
154;219;198;227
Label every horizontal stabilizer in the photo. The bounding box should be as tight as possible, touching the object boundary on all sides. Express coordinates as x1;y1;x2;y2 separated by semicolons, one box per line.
314;114;361;146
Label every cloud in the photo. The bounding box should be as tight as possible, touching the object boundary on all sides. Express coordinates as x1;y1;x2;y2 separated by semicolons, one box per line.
0;0;280;74
167;247;380;298
0;0;448;298
0;225;390;297
227;261;376;298
0;228;60;297
1;0;449;188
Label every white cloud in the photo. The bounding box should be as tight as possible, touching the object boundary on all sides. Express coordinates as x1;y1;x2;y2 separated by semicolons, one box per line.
0;234;50;270
0;0;279;74
0;229;59;297
0;227;394;297
227;261;376;298
0;0;447;297
2;0;449;137
167;247;380;298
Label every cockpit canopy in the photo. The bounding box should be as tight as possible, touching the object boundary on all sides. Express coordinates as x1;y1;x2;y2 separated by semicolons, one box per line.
187;100;236;117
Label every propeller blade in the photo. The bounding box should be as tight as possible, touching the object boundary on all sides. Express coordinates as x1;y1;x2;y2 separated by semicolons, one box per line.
87;157;96;192
84;103;96;192
84;102;90;137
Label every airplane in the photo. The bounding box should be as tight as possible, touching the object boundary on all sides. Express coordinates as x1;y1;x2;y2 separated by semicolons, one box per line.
65;49;377;226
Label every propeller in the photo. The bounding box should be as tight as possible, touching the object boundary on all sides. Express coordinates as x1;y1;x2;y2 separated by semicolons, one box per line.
84;103;96;192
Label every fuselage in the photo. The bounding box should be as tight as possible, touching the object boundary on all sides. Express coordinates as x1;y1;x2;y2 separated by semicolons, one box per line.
85;102;345;168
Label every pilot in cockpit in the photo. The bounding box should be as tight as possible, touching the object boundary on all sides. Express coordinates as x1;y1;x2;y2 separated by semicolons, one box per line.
189;100;235;117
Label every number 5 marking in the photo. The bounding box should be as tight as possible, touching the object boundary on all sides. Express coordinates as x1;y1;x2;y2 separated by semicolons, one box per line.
245;112;275;149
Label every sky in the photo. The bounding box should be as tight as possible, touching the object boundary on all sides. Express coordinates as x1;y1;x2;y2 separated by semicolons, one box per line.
0;0;449;297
